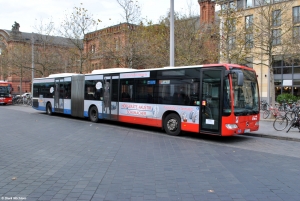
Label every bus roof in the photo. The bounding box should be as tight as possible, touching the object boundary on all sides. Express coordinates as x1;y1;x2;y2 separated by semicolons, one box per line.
91;68;137;74
48;73;79;78
34;63;254;80
0;81;12;84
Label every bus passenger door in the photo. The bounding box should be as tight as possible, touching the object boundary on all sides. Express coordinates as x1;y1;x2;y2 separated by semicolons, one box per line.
103;76;119;120
54;78;64;113
199;69;222;135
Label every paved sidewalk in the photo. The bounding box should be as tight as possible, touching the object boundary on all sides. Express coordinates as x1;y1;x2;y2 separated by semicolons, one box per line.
246;117;300;142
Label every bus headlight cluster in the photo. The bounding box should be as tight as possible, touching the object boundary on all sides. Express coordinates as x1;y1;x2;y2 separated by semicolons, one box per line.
225;124;238;129
255;121;259;126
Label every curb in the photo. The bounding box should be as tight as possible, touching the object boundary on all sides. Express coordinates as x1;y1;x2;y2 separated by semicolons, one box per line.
244;133;300;142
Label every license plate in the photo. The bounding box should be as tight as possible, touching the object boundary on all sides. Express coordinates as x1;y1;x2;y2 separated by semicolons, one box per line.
244;129;250;133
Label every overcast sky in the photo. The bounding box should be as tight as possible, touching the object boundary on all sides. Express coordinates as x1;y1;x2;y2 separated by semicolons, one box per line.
0;0;201;33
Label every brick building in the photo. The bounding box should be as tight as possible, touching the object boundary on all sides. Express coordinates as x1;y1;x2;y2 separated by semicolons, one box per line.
0;22;75;94
84;0;219;70
199;0;216;24
218;0;300;101
1;1;219;93
84;23;137;71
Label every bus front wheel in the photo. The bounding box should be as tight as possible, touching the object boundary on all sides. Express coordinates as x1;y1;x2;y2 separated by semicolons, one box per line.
46;103;52;115
89;106;99;123
164;113;181;136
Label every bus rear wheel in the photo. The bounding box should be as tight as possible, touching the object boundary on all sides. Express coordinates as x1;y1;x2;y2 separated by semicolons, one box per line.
164;113;181;136
89;106;99;123
46;103;52;115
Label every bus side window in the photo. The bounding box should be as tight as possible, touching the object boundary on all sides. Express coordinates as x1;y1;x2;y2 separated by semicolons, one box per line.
121;91;130;101
85;80;98;100
65;82;71;99
120;79;133;102
95;88;103;100
85;87;94;100
146;86;153;103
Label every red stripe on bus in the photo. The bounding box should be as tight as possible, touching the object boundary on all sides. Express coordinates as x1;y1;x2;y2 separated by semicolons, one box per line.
181;122;199;132
118;115;199;133
119;115;161;127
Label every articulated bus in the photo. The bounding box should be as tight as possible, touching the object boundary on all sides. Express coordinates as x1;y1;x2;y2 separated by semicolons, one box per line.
0;81;13;105
32;64;260;136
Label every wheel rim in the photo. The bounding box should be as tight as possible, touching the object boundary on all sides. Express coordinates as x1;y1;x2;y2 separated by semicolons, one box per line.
90;108;98;121
167;118;178;132
274;117;286;131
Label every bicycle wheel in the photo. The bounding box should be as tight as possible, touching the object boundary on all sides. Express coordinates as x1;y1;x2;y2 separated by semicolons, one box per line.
263;110;270;119
273;116;288;131
290;111;296;119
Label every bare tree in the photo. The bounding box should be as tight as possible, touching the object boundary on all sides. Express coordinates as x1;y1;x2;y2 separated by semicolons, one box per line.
132;21;170;68
174;13;219;65
59;3;99;73
116;0;142;68
33;19;71;76
8;43;32;94
250;0;294;107
217;0;249;64
218;0;295;109
117;0;141;24
0;47;9;80
96;0;218;69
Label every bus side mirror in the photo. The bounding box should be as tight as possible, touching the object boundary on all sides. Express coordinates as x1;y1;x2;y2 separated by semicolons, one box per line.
235;71;244;86
234;70;244;86
225;70;244;86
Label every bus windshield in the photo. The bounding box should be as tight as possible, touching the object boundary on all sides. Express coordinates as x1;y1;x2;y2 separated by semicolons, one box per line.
0;86;11;97
232;69;259;116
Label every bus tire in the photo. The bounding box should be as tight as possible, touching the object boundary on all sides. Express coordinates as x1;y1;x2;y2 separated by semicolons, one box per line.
46;103;52;115
89;106;99;123
164;113;181;136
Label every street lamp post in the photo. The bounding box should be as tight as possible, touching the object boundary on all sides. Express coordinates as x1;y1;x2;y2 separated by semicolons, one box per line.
170;0;174;67
31;33;34;93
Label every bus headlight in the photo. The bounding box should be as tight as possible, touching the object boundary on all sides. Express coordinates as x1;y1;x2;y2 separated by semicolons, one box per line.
225;124;238;129
255;121;259;126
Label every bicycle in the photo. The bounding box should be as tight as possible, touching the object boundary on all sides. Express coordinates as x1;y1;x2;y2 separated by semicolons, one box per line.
278;100;291;112
260;100;269;111
273;112;292;131
286;103;300;119
286;111;300;133
262;105;283;119
26;97;32;106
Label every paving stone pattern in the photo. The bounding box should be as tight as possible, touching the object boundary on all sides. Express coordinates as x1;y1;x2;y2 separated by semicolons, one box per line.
0;107;300;201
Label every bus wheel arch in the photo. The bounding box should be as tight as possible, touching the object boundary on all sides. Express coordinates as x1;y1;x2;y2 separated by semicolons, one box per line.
46;102;52;115
89;105;99;123
163;111;181;136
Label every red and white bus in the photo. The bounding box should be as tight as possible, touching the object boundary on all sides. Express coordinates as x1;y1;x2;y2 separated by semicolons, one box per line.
32;64;260;136
0;81;13;105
